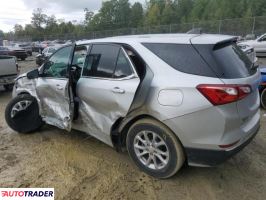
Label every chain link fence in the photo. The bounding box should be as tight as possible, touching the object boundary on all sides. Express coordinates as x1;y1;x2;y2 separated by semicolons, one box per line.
5;16;266;42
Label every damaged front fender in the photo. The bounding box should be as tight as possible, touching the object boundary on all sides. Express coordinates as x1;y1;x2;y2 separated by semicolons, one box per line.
13;74;72;131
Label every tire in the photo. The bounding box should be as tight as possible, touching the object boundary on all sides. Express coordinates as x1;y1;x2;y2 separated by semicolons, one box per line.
4;84;14;91
21;58;26;61
126;118;185;179
5;94;44;133
261;89;266;109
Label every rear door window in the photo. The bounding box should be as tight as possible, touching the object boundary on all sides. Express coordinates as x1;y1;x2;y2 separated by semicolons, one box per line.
83;44;120;78
142;43;216;77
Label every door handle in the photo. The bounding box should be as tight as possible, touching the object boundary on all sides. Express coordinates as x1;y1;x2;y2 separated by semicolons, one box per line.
112;87;125;94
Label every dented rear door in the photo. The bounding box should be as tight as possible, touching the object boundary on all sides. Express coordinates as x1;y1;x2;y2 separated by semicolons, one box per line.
74;44;140;145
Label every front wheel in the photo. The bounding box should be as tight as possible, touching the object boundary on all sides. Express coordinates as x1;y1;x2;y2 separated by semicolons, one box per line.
5;94;44;133
126;118;185;179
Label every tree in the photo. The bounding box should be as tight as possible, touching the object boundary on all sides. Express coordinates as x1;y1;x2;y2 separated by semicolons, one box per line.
130;2;144;27
31;8;47;29
145;3;161;26
84;8;94;25
91;0;117;30
175;0;194;23
14;24;23;33
5;0;266;41
114;0;131;28
0;30;4;38
161;1;176;24
46;15;57;27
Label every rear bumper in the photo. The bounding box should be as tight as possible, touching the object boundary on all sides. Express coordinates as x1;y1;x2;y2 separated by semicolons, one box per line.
185;124;260;167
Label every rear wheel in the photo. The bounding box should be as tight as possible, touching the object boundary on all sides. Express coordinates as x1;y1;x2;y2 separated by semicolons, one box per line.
126;118;185;179
5;94;44;133
261;89;266;109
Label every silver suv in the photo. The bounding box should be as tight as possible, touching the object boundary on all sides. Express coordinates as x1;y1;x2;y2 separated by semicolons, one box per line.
5;34;261;178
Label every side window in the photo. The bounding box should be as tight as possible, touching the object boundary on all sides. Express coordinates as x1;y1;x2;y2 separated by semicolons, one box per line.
113;49;133;78
143;43;215;77
42;46;72;78
83;44;120;78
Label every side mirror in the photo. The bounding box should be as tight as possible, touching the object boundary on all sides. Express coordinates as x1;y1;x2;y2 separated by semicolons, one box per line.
27;69;39;79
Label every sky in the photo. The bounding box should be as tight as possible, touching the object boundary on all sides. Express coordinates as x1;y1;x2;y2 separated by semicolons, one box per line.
0;0;146;32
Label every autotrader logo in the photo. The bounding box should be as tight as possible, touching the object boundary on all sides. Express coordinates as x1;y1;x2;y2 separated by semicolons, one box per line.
0;188;54;200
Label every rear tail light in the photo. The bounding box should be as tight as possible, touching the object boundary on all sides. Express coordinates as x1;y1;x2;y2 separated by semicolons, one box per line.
197;84;252;105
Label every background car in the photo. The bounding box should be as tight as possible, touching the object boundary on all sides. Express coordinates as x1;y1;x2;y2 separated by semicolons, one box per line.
14;43;33;56
240;33;266;57
238;43;257;62
245;34;257;40
0;55;18;91
6;46;28;60
0;46;10;55
259;67;266;108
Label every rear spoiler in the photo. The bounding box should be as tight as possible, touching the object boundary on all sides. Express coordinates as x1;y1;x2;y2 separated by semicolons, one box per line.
213;37;238;50
190;34;238;48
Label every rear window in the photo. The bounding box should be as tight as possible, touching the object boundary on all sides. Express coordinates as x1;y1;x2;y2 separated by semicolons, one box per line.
142;43;216;77
193;43;256;79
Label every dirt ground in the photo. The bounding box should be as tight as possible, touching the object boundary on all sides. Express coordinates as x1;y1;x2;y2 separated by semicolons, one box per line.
0;55;266;200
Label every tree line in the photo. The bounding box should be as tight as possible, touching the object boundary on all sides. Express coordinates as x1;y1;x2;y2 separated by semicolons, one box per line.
2;0;266;41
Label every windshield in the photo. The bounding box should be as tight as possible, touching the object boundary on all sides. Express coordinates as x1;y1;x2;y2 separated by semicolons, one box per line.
48;48;57;53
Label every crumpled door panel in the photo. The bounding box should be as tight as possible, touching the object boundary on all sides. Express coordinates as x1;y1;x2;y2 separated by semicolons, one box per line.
14;76;72;131
36;78;72;131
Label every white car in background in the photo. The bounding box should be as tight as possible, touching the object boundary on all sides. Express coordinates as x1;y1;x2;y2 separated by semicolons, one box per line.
238;43;257;62
240;33;266;57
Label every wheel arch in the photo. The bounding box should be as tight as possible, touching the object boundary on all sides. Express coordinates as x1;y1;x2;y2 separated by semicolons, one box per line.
17;91;31;96
111;114;186;153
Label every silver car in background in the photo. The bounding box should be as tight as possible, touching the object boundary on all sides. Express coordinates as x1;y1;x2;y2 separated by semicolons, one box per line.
5;34;261;178
0;55;18;91
240;33;266;57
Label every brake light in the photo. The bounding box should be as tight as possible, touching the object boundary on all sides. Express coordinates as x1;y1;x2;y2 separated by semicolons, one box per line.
197;84;252;105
